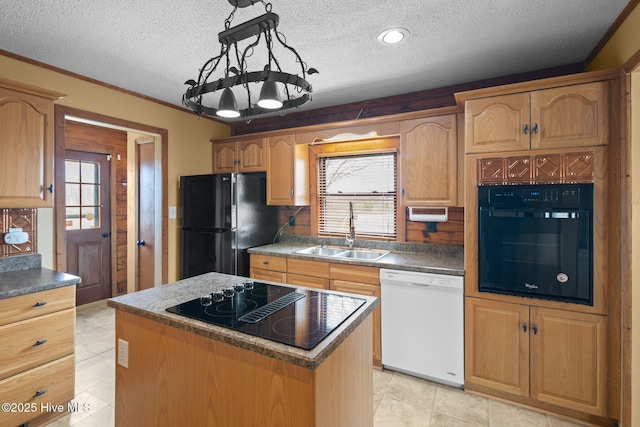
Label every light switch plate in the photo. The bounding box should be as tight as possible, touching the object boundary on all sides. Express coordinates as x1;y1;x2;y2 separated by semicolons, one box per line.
169;206;177;219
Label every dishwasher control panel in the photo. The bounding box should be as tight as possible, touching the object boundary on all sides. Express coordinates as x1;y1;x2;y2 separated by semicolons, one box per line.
379;269;463;290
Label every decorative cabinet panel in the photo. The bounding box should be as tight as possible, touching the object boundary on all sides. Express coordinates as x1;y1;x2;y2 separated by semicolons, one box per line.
0;79;64;208
212;138;266;173
466;297;607;417
400;115;459;206
477;152;594;185
265;135;309;206
465;82;608;154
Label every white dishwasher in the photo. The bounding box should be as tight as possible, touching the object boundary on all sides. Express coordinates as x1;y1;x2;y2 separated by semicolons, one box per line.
380;268;464;388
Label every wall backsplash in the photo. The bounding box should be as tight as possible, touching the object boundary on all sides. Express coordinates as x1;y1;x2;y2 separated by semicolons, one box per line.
0;208;37;257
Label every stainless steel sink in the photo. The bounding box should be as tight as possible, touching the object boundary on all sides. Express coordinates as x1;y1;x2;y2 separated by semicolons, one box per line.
295;246;345;256
295;246;389;261
333;249;389;261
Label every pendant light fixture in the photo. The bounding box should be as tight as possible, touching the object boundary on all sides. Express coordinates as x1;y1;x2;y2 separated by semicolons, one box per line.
182;0;318;120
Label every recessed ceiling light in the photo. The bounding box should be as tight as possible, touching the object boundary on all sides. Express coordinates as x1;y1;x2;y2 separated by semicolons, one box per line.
377;28;409;45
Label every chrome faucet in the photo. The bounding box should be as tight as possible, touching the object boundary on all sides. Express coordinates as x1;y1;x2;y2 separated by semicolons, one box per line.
346;201;356;249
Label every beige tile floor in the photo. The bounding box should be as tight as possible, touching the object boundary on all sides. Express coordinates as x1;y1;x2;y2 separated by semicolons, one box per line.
45;299;589;427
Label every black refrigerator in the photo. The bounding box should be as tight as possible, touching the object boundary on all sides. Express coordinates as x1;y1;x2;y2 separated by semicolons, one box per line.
179;173;279;279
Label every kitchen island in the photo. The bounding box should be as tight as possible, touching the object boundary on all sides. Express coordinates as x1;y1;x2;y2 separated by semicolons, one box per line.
107;272;378;427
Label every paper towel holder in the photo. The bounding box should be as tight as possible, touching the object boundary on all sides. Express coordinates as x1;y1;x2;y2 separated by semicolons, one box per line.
408;207;448;222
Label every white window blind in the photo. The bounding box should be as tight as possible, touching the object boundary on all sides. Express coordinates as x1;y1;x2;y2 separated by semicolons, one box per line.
318;153;396;239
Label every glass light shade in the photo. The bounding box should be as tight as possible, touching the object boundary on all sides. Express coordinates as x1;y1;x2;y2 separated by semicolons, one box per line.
257;81;283;109
217;88;240;118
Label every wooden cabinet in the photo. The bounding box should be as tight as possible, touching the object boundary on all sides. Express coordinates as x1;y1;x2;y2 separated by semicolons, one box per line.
400;114;459;207
0;285;75;426
287;258;330;290
465;297;607;416
330;264;381;367
465;81;609;154
0;78;64;208
249;254;287;283
212;138;266;173
265;135;309;206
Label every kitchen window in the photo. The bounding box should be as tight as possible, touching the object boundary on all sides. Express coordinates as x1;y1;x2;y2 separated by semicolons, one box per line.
317;152;397;239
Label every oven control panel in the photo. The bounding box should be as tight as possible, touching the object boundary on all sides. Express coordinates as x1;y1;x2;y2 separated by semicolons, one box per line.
480;184;590;208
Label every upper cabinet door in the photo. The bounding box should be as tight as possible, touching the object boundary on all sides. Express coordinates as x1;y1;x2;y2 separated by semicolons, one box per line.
531;81;608;150
237;138;265;172
212;142;238;174
400;114;458;206
266;135;308;206
0;87;55;208
465;92;531;154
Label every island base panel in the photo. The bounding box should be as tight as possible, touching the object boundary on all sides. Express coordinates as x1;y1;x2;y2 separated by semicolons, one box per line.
114;310;373;427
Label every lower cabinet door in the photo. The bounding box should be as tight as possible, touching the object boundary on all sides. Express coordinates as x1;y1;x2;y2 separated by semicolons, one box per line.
465;297;530;397
529;307;607;416
331;279;381;367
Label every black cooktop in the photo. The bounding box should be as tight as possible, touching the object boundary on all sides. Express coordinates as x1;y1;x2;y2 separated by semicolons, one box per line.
166;281;366;350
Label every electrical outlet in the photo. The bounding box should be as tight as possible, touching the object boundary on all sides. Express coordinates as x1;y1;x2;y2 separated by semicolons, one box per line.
117;339;129;368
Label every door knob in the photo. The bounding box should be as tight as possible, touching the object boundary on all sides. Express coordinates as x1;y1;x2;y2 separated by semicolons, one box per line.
136;240;146;246
102;232;111;238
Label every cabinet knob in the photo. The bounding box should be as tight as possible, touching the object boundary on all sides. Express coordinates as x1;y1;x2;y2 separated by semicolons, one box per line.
533;324;538;335
33;339;48;347
136;240;146;246
47;184;54;193
33;301;47;307
523;124;529;135
523;322;528;333
290;189;294;197
532;123;539;134
263;261;269;265
33;390;47;398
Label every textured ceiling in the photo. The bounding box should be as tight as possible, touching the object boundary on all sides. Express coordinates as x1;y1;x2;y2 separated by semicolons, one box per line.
0;0;629;122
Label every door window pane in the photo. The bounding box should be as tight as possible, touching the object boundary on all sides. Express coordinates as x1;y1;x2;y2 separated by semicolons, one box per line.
65;158;102;230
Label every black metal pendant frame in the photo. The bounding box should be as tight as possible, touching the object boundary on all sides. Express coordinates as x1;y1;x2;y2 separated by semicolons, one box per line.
182;1;316;119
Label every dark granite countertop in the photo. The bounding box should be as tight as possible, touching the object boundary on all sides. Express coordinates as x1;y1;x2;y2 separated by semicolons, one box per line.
0;254;80;299
108;272;378;370
248;241;464;276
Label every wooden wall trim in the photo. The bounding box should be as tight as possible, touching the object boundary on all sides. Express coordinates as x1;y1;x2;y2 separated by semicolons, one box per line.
585;0;640;66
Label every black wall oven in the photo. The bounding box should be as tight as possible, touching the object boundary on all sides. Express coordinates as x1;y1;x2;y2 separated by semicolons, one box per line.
478;183;593;305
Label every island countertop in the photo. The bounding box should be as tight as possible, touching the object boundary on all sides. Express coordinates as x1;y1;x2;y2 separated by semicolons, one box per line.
107;272;378;369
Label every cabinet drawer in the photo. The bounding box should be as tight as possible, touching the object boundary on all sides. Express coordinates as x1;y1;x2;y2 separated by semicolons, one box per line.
287;273;329;290
0;309;75;380
250;254;287;272
329;264;379;285
0;286;75;326
287;258;329;278
0;354;75;427
250;268;286;284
